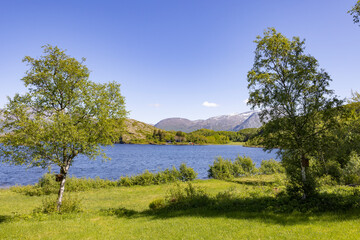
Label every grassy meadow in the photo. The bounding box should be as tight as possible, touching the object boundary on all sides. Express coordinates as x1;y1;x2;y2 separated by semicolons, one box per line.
1;175;360;240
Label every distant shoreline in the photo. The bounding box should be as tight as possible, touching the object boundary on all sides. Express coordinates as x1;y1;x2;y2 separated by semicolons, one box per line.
118;142;264;148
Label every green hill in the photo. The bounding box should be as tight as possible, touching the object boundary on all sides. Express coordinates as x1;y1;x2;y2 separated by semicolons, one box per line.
120;119;161;144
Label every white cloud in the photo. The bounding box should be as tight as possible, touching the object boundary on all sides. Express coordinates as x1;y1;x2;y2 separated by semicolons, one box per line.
243;99;249;104
202;101;219;107
149;103;160;108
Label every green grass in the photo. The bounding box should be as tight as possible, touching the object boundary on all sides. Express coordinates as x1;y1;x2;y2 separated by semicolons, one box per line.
1;179;360;239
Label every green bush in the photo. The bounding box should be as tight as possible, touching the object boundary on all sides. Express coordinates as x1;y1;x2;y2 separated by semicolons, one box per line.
316;174;337;186
342;152;360;185
131;170;155;186
234;155;257;175
179;163;198;181
162;183;210;209
208;156;258;180
119;176;133;187
122;164;196;186
34;195;83;214
259;159;284;174
208;157;242;180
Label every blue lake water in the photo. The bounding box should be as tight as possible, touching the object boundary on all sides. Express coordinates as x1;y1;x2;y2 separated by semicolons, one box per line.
0;144;278;187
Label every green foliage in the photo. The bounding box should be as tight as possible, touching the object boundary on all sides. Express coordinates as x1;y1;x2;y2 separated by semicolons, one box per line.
151;129;167;142
34;195;83;214
186;128;260;145
316;175;338;187
129;170;155;186
342;152;360;185
175;131;185;137
259;159;285;174
281;150;318;198
179;163;198;181
247;28;342;198
208;156;259;180
234;155;257;174
0;45;127;167
349;0;360;25
158;183;211;210
0;45;127;210
126;126;261;145
150;181;360;214
243;130;264;147
208;157;243;180
11;173;118;196
312;94;360;183
11;164;198;196
124;164;196;186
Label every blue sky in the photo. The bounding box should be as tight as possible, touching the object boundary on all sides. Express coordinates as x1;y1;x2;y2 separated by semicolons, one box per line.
0;0;359;124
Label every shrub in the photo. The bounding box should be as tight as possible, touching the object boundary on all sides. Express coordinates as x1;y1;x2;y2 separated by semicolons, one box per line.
208;157;240;180
119;176;134;187
179;163;198;181
234;155;257;175
131;170;155;186
153;166;180;184
316;174;337;186
208;156;258;180
259;159;284;175
34;195;83;214
37;172;59;194
122;164;196;186
163;183;210;209
342;152;360;185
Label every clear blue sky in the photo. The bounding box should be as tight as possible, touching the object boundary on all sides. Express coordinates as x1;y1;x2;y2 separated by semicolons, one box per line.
0;0;359;124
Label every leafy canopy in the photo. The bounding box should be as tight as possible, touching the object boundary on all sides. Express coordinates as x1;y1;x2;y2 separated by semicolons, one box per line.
0;45;127;169
247;28;341;154
349;0;360;26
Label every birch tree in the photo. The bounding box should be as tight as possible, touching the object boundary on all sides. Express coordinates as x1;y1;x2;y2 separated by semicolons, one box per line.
247;28;342;198
0;45;127;211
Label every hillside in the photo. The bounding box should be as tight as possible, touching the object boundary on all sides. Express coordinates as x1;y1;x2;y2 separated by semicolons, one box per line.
154;111;262;133
120;119;160;143
119;118;260;145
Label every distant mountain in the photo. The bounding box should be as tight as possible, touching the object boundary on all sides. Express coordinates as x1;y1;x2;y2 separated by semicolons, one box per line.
154;111;262;133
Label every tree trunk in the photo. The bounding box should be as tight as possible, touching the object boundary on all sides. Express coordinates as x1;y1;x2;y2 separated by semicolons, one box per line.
301;155;309;200
301;164;306;199
56;167;68;212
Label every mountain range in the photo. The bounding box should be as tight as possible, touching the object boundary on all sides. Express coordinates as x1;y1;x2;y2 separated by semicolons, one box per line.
154;111;262;133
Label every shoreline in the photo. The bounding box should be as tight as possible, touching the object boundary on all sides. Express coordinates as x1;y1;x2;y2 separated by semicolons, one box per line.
118;142;263;147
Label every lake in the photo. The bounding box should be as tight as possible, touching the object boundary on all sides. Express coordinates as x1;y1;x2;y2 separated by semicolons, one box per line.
0;144;278;187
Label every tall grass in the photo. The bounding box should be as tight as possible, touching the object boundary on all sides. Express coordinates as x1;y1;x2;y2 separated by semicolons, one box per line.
11;163;197;196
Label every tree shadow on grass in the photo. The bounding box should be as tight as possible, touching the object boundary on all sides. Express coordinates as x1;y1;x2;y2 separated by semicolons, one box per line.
228;176;282;187
104;192;360;226
100;207;139;218
229;180;275;186
0;215;12;224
